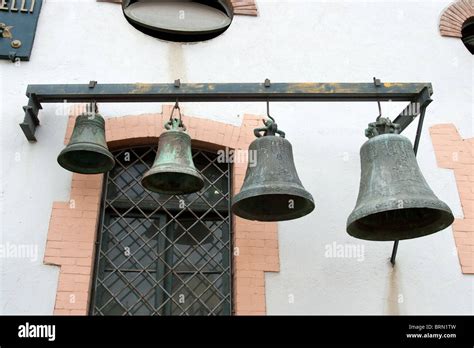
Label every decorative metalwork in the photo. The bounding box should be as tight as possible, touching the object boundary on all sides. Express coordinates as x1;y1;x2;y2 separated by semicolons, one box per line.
253;101;285;138
365;117;401;139
90;146;232;315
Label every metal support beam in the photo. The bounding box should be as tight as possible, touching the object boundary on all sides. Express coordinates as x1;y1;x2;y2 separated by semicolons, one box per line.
24;82;432;103
390;94;432;266
393;86;433;132
20;82;433;141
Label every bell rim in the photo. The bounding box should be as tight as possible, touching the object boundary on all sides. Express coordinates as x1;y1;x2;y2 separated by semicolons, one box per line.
141;164;205;194
57;143;115;174
232;185;315;222
346;202;455;241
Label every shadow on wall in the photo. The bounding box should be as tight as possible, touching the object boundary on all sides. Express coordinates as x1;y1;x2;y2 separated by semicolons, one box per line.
386;266;402;315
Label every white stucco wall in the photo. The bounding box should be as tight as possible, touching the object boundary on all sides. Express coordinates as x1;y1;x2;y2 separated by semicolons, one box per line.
0;0;472;314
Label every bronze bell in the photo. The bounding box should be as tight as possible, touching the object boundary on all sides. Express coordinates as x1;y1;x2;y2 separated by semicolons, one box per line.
141;115;205;195
57;108;115;174
346;117;454;241
232;116;315;221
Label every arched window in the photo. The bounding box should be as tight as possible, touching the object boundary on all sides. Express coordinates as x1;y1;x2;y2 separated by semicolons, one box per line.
439;1;474;54
89;145;232;315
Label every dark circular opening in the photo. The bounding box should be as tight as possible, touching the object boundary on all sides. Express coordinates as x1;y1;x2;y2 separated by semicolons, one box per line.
348;207;454;241
58;150;114;174
232;194;315;222
461;17;474;54
142;172;204;194
122;0;233;42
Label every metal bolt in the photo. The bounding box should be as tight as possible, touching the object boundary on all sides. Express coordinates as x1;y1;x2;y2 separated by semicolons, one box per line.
11;40;21;49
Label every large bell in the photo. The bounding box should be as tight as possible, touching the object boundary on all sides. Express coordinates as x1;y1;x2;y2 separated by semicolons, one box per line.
57;110;115;174
347;118;454;241
232;117;315;221
141;118;205;195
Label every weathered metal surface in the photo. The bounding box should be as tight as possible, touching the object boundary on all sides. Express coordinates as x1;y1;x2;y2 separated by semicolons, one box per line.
57;112;115;174
393;87;432;132
232;120;314;221
253;114;285;138
365;117;401;138
346;133;454;241
19;92;41;141
0;0;43;61
141;119;204;194
20;82;433;142
24;82;433;103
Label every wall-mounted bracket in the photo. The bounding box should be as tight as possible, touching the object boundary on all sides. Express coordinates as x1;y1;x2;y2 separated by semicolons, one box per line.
393;86;433;132
390;86;433;266
20;93;42;142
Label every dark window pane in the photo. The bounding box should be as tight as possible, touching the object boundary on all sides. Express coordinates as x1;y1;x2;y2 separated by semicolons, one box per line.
170;274;230;315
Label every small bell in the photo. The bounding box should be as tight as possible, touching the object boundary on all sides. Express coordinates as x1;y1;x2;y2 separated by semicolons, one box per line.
57;105;115;174
232;115;315;221
346;117;454;241
141;105;204;195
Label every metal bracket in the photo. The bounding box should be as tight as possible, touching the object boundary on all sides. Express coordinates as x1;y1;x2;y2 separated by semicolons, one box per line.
264;78;271;88
393;86;432;132
174;79;181;88
20;93;42;142
390;86;433;266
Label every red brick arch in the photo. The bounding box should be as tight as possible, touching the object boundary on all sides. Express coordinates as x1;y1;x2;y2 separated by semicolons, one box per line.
44;104;279;315
439;0;474;38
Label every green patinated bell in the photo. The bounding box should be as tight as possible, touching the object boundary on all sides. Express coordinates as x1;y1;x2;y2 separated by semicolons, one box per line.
346;118;454;241
57;112;115;174
232;117;315;221
141;118;204;194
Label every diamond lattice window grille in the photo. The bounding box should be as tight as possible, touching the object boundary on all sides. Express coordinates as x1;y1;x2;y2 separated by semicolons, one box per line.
90;146;232;316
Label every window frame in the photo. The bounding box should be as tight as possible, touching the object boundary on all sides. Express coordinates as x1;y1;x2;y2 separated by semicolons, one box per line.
89;145;233;316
